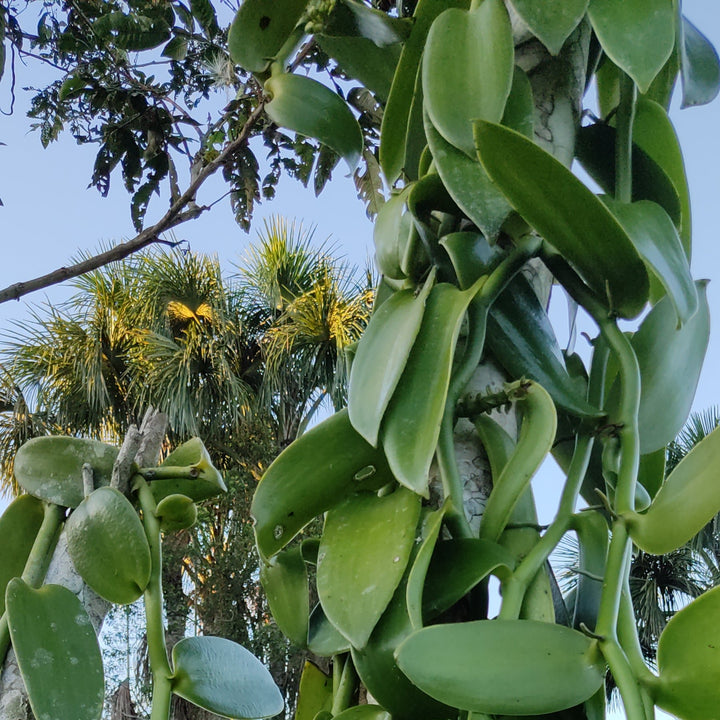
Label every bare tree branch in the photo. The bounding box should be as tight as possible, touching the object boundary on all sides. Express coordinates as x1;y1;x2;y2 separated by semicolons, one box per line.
0;98;267;305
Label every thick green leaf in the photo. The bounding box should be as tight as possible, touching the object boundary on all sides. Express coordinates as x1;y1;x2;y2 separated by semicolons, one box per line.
487;275;602;418
396;620;604;715
633;281;710;453
323;0;410;46
295;662;333;720
172;636;283;718
348;274;433;445
260;547;308;647
149;437;226;503
155;493;198;532
382;279;484;495
373;186;413;279
602;199;696;327
425;113;511;242
571;511;608;633
422;0;513;157
476;120;648;318
423;539;515;619
632;98;691;255
637;448;666;500
656;584;720;720
352;581;455;720
575;123;682;230
406;505;445;629
266;73;363;172
379;0;469;183
228;0;310;73
507;0;588;55
0;495;44;615
317;488;421;648
501;65;534;137
252;409;392;559
680;17;720;108
625;425;720;555
14;436;119;508
6;579;104;720
334;706;391;720
317;35;400;102
65;487;151;605
587;0;675;93
308;603;351;656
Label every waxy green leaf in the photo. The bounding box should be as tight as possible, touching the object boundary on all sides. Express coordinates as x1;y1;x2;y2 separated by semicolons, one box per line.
266;73;363;172
150;437;226;503
308;603;351;656
587;0;675;93
422;0;513;157
323;0;410;46
349;273;433;446
317;487;421;648
155;493;197;532
632;281;710;453
252;409;392;559
373;186;413;279
424;113;511;242
625;425;720;555
379;0;469;183
228;0;309;73
602;198;697;327
441;232;500;289
571;511;608;633
295;662;333;720
334;706;391;720
475;120;649;318
501;65;534;138
487;275;602;418
680;17;720;108
423;539;515;620
352;581;455;720
66;487;151;605
0;495;44;615
507;0;588;55
382;279;484;495
172;636;283;718
14;436;119;508
656;584;720;720
6;579;104;720
260;547;309;648
396;620;604;715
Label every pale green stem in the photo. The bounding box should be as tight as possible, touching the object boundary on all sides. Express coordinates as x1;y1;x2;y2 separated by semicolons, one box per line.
615;73;637;205
331;653;358;715
137;477;174;720
0;502;64;663
139;465;200;481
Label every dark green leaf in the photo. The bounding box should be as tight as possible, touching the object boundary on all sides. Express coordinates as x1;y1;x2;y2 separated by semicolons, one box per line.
252;410;392;559
228;0;310;73
334;706;391;720
379;0;470;183
571;511;608;633
587;0;675;93
656;584;720;720
155;493;197;532
171;636;284;718
0;495;44;615
637;448;666;500
501;65;534;137
190;0;218;36
317;488;421;648
422;0;513;157
260;547;309;647
266;73;363;172
348;274;433;445
441;232;501;289
382;279;484;495
323;0;411;46
308;603;351;656
396;620;604;714
487;275;603;418
475;120;648;318
6;580;104;720
423;539;515;620
14;436;119;508
295;661;333;720
66;487;151;605
424;113;511;242
626;425;720;555
373;186;413;279
162;35;189;61
602;198;696;327
680;17;720;108
507;0;588;55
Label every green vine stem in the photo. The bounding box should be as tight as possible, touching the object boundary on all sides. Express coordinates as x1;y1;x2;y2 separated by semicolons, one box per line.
438;236;542;539
136;476;174;720
0;501;64;663
330;653;358;715
615;72;637;205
